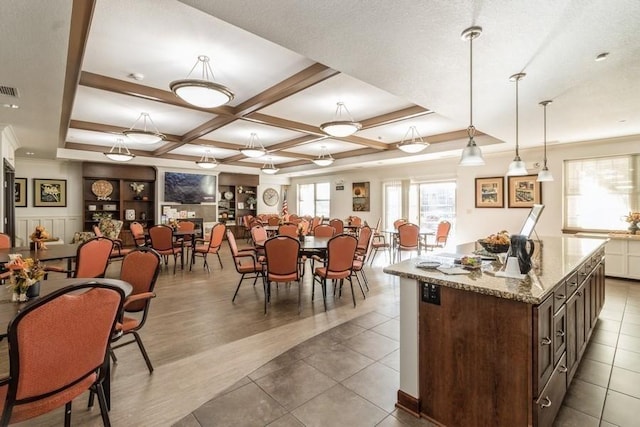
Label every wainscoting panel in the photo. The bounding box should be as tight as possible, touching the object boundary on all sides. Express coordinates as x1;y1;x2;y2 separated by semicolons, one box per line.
15;216;82;246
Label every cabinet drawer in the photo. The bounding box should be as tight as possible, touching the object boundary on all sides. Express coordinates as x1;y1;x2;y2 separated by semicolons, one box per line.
553;281;567;314
566;272;579;297
534;296;554;397
553;306;567;365
535;354;568;427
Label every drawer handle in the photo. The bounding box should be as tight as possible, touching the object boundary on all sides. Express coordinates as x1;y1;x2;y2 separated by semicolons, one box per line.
541;337;552;345
555;294;566;299
577;291;583;297
558;365;568;373
568;282;577;288
556;330;565;337
540;397;552;408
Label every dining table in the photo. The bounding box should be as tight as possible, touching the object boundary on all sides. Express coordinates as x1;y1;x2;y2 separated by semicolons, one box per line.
0;244;80;276
382;228;436;260
0;277;133;409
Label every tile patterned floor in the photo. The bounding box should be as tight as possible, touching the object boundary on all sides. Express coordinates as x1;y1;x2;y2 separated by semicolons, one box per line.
174;278;640;427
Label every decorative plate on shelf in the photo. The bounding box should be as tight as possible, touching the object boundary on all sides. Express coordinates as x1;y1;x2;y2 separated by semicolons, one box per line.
91;180;113;198
224;191;234;200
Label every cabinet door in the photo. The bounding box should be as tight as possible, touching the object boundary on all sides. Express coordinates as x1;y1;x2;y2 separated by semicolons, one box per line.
553;306;567;366
535;296;554;397
575;285;587;360
566;293;578;384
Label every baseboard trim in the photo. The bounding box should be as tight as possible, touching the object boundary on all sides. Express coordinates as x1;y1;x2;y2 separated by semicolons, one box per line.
396;389;420;417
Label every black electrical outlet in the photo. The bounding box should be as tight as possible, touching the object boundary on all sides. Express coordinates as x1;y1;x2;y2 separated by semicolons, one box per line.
421;282;440;305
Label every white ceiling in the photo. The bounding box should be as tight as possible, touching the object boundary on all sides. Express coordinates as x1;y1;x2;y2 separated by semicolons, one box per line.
1;0;639;177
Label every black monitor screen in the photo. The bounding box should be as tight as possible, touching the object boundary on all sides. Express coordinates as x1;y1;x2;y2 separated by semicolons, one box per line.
164;172;217;203
519;204;544;238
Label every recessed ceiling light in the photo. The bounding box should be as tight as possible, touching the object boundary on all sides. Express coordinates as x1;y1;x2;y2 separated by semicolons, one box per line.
2;104;19;109
128;73;145;81
619;119;627;123
595;52;609;61
25;151;35;156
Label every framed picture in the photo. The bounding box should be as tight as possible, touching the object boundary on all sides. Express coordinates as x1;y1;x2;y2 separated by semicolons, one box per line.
14;178;27;207
507;174;542;208
475;177;504;208
352;182;370;211
33;179;67;207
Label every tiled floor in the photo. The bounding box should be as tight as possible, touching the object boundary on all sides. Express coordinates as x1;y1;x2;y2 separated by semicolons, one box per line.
174;277;640;427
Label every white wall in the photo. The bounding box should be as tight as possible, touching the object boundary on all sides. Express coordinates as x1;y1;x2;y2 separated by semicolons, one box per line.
13;158;83;244
290;135;639;244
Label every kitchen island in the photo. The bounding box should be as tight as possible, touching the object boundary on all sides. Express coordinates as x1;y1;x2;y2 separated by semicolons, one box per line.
384;236;607;427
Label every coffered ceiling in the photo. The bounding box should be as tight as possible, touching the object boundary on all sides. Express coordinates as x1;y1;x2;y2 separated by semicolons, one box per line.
2;0;640;176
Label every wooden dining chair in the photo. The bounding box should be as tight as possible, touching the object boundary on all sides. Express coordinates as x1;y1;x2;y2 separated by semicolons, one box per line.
148;225;183;274
0;282;125;426
312;234;358;310
227;230;264;302
191;223;225;272
262;235;302;314
110;248;161;374
329;218;344;234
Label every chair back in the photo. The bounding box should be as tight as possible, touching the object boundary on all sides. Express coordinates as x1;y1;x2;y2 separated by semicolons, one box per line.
177;220;196;243
393;218;407;229
74;237;114;278
207;223;226;250
329;219;344;234
148;225;174;252
313;224;335;238
0;233;11;249
357;225;373;253
310;216;322;233
226;230;242;259
119;248;161;312
243;215;253;229
1;282;124;425
349;216;362;226
250;225;268;245
298;219;310;235
435;220;452;245
263;236;300;279
398;223;420;249
326;234;358;273
374;218;382;234
278;224;298;238
267;216;280;226
130;221;147;246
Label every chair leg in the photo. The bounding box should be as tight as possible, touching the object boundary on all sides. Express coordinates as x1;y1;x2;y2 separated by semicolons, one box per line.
95;383;112;427
232;274;246;302
321;277;327;311
202;254;210;272
132;331;154;374
109;347;117;364
217;252;223;269
349;277;357;307
64;401;72;427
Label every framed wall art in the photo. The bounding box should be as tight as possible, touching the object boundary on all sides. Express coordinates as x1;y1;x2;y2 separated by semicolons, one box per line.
33;179;67;207
14;178;27;207
475;177;504;208
507;174;542;208
352;182;370;212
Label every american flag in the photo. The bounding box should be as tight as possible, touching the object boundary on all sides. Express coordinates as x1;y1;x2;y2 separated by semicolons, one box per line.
281;189;288;215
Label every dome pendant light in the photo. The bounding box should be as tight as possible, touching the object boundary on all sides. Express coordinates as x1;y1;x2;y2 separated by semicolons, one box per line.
459;26;485;166
261;157;279;175
537;100;554;182
170;55;234;108
398;126;429;153
195;149;218;169
312;145;335;166
123;112;165;144
506;73;528;176
239;132;266;158
320;102;362;137
104;138;135;162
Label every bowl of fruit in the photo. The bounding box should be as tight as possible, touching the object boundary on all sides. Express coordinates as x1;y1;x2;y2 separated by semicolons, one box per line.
477;231;511;253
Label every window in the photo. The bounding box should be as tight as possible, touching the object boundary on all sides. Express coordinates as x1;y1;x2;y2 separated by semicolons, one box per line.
383;181;402;230
409;181;457;231
297;182;330;217
565;155;640;232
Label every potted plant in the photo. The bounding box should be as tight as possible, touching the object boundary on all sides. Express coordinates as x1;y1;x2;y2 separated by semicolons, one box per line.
246;196;257;210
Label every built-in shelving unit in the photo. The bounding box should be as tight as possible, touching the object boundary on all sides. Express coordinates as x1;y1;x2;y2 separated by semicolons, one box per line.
218;173;259;236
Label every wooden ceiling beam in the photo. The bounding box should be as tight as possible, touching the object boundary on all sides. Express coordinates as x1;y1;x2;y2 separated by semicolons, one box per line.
244;113;326;136
79;72;235;115
234;63;339;116
360;106;432;129
69;119;183;142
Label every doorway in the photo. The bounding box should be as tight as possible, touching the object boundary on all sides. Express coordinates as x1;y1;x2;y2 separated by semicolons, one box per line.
3;159;16;246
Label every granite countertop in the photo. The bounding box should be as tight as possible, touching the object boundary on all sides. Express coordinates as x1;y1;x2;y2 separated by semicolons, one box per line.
608;233;640;240
383;236;608;305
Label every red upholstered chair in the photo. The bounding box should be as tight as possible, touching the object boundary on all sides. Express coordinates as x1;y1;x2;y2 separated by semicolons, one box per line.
267;216;280;226
356;225;372;256
262;236;302;314
313;224;335;238
352;226;375;293
43;237;114;278
227;230;264;302
0;282;125;426
425;220;452;251
149;225;183;274
396;223;420;262
130;221;148;247
370;218;390;265
278;223;298;238
312;234;358;310
0;233;12;282
309;216;322;235
191;223;225;272
111;248;161;373
329;218;344;234
176;220;196;260
93;222;132;260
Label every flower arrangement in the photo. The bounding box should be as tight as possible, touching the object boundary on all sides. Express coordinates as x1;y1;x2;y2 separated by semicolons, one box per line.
297;221;309;237
6;256;45;301
168;218;179;230
130;182;145;198
245;196;257;209
625;212;640;223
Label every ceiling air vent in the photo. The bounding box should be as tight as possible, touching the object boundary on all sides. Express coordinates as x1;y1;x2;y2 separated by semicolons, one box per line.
0;86;19;97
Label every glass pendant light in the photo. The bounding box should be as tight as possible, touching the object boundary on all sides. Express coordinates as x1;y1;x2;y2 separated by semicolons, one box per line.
397;126;429;153
123;112;165;144
312;145;335;166
170;55;234;108
195;149;218;169
537;100;554;182
239;132;266;158
320;102;362;137
261;157;279;174
506;73;528;176
459;26;485;166
103;138;135;162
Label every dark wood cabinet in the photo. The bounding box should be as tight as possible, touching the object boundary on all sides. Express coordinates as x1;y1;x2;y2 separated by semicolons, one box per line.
217;173;259;236
82;163;156;243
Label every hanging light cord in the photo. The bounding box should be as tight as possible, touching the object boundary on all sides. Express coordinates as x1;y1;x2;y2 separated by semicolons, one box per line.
468;33;475;139
514;76;521;158
543;102;548;166
186;55;216;81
